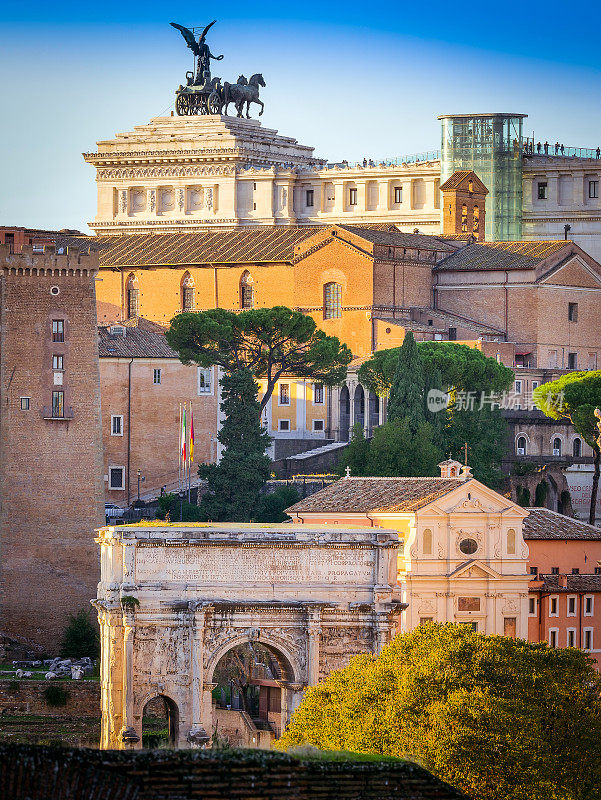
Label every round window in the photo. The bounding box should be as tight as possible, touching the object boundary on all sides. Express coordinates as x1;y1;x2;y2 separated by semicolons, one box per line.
459;538;478;555
50;286;60;296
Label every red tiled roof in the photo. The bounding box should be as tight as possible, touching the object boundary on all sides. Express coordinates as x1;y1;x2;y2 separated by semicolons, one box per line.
523;508;601;540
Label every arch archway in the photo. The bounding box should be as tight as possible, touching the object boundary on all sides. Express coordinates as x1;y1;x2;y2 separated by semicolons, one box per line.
181;272;195;312
339;385;350;441
240;270;254;308
353;385;365;431
126;273;139;319
140;693;179;748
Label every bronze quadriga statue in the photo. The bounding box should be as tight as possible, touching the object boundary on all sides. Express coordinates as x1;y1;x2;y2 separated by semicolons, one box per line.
170;21;266;118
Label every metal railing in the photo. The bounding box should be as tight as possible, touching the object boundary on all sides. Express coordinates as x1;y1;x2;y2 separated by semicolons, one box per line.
327;151;441;169
41;406;74;420
523;139;601;159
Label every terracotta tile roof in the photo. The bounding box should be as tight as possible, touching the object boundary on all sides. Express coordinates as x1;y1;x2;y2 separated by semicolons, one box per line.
523;508;601;540
338;225;456;252
435;240;569;271
287;477;463;514
86;228;325;268
439;170;473;190
534;573;601;593
98;324;178;358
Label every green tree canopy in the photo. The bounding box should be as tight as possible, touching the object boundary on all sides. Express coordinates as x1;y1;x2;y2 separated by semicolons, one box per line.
386;332;425;431
197;369;271;521
60;610;99;660
166;307;352;410
278;623;601;800
533;370;601;524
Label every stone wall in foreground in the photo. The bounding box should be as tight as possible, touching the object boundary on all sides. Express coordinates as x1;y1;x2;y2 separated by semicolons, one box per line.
0;745;469;800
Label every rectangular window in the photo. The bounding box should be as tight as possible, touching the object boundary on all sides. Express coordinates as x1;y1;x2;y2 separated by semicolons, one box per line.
52;354;64;370
349;188;357;206
589;180;599;199
584;629;593;650
313;383;324;404
531;381;539;391
153;369;161;385
51;390;64;418
595;567;601;575
198;367;212;394
324;282;342;320
306;189;314;208
537;182;548;200
515;379;523;393
52;319;64;342
279;383;290;405
568;302;578;322
548;349;558;368
448;327;457;341
549;629;558;648
568;352;577;370
278;419;290;431
572;567;580;574
394;186;402;204
567;629;576;648
551;566;559;575
530;566;539;576
567;596;577;616
111;415;123;436
504;617;517;639
528;597;537;615
20;397;30;410
109;466;125;490
313;419;324;432
585;596;594;616
549;596;559;616
419;617;433;625
589;353;598;370
182;286;194;312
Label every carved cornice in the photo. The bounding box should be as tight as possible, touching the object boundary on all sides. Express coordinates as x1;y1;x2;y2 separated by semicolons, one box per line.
97;165;236;180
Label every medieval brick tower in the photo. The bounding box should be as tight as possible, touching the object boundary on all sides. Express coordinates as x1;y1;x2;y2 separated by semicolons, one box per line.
440;170;488;241
0;244;104;653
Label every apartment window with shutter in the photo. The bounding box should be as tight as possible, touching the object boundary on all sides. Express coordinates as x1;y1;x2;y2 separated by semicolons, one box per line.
567;596;577;616
567;629;576;648
153;369;161;385
323;282;342;319
111;415;123;436
52;320;64;342
20;397;30;410
53;354;64;370
349;188;357;206
589;180;599;199
279;384;290;406
568;302;578;322
584;629;593;650
394;186;402;204
313;383;324;404
568;352;577;369
52;390;64;418
585;596;594;616
549;629;558;648
549;596;558;616
538;182;548;200
198;367;212;394
109;466;125;490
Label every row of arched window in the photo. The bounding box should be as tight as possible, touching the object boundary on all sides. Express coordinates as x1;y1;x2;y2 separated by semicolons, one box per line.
460;204;480;234
516;435;582;457
124;272;345;319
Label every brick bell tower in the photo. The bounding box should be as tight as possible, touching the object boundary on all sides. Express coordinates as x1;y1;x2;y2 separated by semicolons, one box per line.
440;170;488;241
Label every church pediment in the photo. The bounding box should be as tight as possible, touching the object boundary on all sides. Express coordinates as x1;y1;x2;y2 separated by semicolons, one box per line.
539;255;601;288
449;560;501;579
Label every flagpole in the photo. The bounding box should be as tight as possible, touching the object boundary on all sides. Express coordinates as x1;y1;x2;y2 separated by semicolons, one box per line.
178;402;182;494
188;400;192;503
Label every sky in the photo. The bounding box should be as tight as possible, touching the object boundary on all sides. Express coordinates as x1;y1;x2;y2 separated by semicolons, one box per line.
2;0;601;233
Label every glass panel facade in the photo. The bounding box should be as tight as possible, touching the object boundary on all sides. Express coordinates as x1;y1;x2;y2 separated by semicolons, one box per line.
440;114;525;240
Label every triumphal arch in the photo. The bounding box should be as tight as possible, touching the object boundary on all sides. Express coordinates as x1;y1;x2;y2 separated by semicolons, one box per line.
93;523;404;749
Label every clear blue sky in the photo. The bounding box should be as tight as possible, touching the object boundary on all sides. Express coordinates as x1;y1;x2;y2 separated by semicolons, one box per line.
2;0;600;232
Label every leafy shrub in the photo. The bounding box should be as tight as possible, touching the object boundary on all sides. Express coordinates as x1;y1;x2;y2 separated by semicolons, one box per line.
43;685;68;707
254;486;300;522
60;610;99;660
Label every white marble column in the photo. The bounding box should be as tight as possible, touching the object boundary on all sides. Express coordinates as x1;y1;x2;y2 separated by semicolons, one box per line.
307;611;322;685
121;610;139;748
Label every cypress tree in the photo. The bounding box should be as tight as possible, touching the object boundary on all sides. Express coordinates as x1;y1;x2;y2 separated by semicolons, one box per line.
198;369;271;522
387;332;425;432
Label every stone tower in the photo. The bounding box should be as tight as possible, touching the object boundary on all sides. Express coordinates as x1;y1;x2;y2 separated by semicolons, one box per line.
0;244;104;653
440;170;488;241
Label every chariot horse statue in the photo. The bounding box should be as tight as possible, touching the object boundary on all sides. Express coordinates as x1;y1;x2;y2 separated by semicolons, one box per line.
223;74;266;118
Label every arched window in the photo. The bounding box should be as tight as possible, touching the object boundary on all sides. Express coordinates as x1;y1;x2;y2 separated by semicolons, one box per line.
324;282;342;319
516;436;527;455
423;528;433;555
507;528;516;555
553;437;562;456
573;438;582;457
468;179;474;193
126;273;139;319
473;205;480;234
461;204;468;233
240;270;254;309
181;272;195;312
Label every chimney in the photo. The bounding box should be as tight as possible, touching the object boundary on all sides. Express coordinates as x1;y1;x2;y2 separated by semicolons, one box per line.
559;574;568;588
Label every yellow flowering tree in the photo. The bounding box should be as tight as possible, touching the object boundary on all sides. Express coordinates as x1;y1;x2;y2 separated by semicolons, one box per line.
278;624;601;800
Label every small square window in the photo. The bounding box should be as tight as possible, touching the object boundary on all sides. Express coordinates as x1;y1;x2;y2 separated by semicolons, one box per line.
537;182;548;200
589;180;599;199
306;189;314;208
153;369;161;385
109;466;125;490
313;419;324;432
278;419;290;431
52;319;64;342
20;397;30;410
53;354;64;370
111;415;123;436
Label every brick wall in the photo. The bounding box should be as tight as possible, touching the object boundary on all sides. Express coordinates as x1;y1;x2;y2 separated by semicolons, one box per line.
0;247;104;652
0;745;469;800
0;679;100;717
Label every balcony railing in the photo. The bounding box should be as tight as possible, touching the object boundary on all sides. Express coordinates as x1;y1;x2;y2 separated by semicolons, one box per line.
327;151;441;169
41;406;74;420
